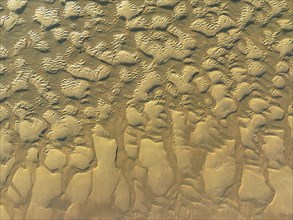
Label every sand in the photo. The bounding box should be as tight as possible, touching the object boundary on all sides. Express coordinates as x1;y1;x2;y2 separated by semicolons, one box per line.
0;0;292;219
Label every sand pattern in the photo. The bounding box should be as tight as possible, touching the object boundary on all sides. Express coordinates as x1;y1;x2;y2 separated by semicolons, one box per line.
0;0;292;219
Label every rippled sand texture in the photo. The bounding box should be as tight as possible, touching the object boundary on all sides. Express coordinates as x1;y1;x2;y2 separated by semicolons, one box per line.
0;0;292;219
